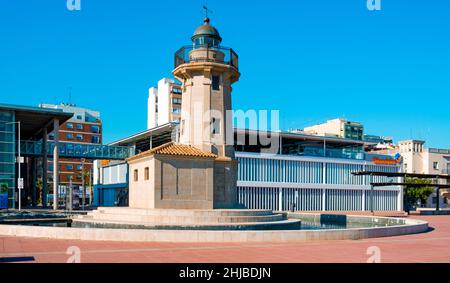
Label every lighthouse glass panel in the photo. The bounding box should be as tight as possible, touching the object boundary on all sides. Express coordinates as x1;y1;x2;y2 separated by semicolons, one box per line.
194;37;220;48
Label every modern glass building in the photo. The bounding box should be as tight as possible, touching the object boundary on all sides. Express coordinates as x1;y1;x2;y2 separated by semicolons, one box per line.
0;103;131;209
0;110;16;207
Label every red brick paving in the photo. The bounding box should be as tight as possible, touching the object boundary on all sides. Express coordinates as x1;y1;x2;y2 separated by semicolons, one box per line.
1;215;449;263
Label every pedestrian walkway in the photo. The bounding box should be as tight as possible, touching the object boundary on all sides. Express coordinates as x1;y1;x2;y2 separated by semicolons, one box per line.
0;215;449;263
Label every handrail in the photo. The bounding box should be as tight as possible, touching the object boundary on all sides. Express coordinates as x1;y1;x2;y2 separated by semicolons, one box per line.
175;45;239;69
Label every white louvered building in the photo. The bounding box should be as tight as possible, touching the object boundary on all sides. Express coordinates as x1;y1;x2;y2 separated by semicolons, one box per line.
94;125;402;211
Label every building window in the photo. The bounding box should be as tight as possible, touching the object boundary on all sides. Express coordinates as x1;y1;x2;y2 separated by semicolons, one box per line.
91;125;100;133
172;88;182;94
91;136;100;144
134;169;138;182
211;118;220;135
172;108;181;114
76;134;83;140
76;124;83;130
172;98;182;105
76;115;82;120
66;133;73;140
212;75;220;91
77;164;83;171
67;164;73;170
48;133;55;141
433;162;439;170
66;123;74;129
144;167;149;180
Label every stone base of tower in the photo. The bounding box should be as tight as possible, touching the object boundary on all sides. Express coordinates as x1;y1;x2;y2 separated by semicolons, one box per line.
213;158;239;209
127;142;239;210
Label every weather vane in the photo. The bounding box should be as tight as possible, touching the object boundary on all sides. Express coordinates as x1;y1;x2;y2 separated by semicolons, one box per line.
203;4;213;19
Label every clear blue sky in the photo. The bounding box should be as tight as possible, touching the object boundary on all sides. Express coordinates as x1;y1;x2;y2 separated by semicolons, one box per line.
1;0;449;147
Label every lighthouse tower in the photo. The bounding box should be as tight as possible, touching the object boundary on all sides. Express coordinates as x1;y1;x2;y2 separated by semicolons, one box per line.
173;17;240;158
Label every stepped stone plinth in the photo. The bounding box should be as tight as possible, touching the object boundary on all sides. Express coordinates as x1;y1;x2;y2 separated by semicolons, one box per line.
74;208;301;231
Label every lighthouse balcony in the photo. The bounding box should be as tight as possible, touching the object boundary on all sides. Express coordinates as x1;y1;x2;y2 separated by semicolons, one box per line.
175;45;239;70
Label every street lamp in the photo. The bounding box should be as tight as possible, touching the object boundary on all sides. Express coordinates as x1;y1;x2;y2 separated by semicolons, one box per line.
81;158;85;210
3;121;22;210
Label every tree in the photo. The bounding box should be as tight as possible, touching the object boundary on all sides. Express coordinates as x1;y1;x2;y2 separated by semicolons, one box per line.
0;183;8;194
36;178;43;205
404;177;434;208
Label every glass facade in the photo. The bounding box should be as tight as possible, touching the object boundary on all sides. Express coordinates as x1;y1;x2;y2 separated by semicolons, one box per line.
0;110;15;208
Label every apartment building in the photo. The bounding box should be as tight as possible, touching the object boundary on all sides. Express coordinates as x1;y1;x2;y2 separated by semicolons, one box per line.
39;103;102;189
303;118;364;140
147;78;182;129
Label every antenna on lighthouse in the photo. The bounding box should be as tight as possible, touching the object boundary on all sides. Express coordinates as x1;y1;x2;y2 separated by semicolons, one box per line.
202;4;213;19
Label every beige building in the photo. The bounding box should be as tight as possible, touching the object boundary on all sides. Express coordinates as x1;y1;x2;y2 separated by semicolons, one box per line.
303;118;364;140
398;140;450;208
398;140;450;175
128;142;238;209
127;17;240;210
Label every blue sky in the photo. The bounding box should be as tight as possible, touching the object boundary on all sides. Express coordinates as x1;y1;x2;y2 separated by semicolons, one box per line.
0;0;449;147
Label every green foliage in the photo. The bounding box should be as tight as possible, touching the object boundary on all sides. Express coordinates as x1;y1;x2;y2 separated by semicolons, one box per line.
404;177;435;206
36;178;43;205
0;183;8;194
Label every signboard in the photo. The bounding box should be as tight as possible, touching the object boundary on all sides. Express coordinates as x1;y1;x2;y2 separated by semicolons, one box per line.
18;178;24;189
373;153;402;165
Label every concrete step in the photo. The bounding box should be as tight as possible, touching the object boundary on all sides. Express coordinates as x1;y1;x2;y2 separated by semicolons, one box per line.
92;207;274;217
84;212;286;224
73;218;302;231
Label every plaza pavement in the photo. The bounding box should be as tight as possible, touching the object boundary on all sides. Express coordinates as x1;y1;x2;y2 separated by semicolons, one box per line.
0;215;449;263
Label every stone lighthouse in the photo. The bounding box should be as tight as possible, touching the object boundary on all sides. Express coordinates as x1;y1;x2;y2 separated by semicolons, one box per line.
124;17;240;210
173;17;240;158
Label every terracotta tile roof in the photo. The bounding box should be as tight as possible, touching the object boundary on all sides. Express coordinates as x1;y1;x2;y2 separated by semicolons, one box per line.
127;142;217;162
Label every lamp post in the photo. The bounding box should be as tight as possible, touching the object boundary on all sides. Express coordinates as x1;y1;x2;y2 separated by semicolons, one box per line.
4;121;22;210
81;158;85;210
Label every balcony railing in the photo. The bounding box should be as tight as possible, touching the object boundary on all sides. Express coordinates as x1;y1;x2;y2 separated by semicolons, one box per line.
20;141;132;160
175;45;239;70
429;148;450;154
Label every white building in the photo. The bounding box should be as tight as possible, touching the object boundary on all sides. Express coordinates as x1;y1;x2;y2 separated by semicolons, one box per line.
147;78;182;129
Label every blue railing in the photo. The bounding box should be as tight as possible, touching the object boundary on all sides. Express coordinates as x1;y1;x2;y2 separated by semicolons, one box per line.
20;140;132;160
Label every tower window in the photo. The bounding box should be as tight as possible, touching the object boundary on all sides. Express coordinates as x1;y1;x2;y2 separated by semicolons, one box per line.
212;118;220;135
144;167;149;180
134;169;138;182
212;76;220;91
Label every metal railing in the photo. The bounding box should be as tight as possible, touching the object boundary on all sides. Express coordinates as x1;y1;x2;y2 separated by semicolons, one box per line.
430;148;450;154
174;45;239;69
20;140;132;160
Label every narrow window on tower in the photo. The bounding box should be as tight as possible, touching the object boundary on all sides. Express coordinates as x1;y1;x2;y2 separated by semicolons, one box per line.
144;167;149;180
211;118;220;136
181;120;185;136
212;75;220;91
134;169;138;182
